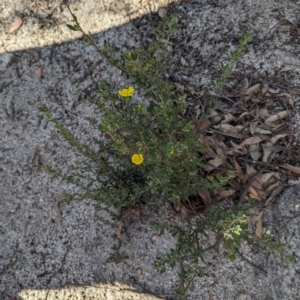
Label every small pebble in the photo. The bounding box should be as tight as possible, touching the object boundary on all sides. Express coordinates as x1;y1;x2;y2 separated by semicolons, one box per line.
189;59;196;67
151;235;158;243
158;7;167;18
265;51;273;59
240;14;248;23
180;56;187;66
54;112;63;120
167;45;173;52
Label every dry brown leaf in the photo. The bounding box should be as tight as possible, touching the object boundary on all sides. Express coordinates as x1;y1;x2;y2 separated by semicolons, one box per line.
53;194;71;218
227;179;241;190
249;144;261;161
268;88;279;94
232;158;247;183
262;142;273;162
256;190;270;200
32;152;42;172
261;83;269;95
257;108;270;119
239;112;252;119
234;125;244;132
9;17;23;33
272;145;286;153
213;124;239;134
230;141;248;154
217;189;235;198
206;136;223;152
216;139;228;149
117;221;124;239
246;164;257;176
129;208;141;217
278;93;294;108
260;172;277;186
199;134;216;156
254;128;272;135
205;157;224;171
198;190;212;206
279;164;300;175
265;185;287;204
209;110;222;123
35;67;43;79
246;211;264;237
220;114;235;124
279;66;294;73
254;211;264;236
216;147;227;161
246;215;252;225
251;180;263;191
243;83;261;95
213;124;243;139
255;212;263;237
120;208;141;222
239;136;263;148
249;122;258;136
248;186;261;200
265;182;280;192
270;134;288;144
195;119;211;132
264;111;288;125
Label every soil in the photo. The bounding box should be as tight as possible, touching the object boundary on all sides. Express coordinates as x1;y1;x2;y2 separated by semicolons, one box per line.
1;0;300;299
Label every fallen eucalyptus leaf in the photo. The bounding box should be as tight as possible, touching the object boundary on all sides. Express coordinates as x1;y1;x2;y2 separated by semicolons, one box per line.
243;83;261;95
205;157;224;171
279;66;294;73
239;136;263;148
248;185;260;200
279;164;300;175
255;211;263;237
265;185;287;204
35;67;43;79
246;211;264;237
277;93;294;108
220;114;235;124
254;128;272;135
270;133;288;144
265;111;288;125
262;142;274;162
249;144;261;161
246;164;257;176
232;158;247;183
261;84;269;95
9;17;23;33
217;189;235;198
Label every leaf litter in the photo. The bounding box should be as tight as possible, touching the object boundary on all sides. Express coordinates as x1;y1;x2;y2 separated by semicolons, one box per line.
183;79;300;236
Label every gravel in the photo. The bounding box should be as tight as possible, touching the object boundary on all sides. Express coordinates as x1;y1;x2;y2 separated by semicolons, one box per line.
1;0;300;299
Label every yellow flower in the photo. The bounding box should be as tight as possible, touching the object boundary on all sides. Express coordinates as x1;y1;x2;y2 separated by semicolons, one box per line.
131;153;144;165
118;86;134;97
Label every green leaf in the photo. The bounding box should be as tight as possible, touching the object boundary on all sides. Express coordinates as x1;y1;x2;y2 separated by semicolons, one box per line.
66;24;79;31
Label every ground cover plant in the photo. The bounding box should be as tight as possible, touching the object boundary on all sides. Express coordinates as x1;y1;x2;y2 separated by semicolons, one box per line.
42;2;297;299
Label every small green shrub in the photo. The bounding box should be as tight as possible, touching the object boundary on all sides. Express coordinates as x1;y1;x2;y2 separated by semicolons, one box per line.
42;4;293;300
43;13;231;209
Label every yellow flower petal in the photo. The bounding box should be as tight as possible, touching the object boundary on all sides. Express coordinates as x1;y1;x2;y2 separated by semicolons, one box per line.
118;86;135;97
131;153;144;165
